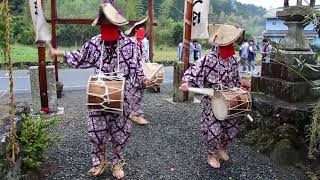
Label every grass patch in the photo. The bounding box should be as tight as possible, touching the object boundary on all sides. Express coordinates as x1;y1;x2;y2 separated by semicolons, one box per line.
3;44;266;64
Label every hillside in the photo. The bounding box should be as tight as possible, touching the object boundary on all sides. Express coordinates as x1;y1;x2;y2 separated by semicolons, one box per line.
4;0;267;47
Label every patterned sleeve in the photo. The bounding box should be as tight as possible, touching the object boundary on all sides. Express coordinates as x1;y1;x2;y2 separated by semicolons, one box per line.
232;57;241;87
63;38;97;69
130;43;145;88
182;55;207;88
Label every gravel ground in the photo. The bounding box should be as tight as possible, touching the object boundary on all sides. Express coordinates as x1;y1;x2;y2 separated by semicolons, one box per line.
39;84;307;180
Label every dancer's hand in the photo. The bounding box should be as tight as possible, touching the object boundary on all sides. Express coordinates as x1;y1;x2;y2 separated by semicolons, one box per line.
49;48;64;58
180;83;189;92
143;78;155;87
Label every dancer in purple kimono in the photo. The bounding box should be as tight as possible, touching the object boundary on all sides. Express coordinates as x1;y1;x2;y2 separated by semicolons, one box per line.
50;3;152;179
125;16;150;125
180;24;244;169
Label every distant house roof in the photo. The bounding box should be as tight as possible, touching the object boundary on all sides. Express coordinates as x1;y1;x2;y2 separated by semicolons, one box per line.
264;5;320;18
263;30;318;37
263;8;283;18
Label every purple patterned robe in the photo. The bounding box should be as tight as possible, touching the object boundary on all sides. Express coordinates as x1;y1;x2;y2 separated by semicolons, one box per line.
182;50;241;155
128;38;147;117
64;33;144;166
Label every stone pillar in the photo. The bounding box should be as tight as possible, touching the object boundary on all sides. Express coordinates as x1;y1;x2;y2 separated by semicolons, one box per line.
29;66;58;113
173;62;184;102
284;0;289;7
277;9;310;51
297;0;302;5
173;62;194;102
46;65;57;112
29;66;41;112
310;0;315;7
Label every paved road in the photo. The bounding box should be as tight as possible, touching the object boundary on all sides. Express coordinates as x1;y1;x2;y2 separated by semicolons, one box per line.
0;65;261;99
0;67;175;94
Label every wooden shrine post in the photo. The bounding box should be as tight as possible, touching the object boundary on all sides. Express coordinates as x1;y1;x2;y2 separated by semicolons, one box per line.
148;0;154;63
51;0;58;81
173;0;194;102
37;41;49;108
183;0;193;101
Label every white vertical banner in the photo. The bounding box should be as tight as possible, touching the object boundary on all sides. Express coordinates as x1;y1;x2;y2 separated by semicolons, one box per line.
29;0;52;43
191;0;210;39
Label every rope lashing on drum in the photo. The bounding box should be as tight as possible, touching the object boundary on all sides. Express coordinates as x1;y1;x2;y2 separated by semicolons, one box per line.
3;0;19;165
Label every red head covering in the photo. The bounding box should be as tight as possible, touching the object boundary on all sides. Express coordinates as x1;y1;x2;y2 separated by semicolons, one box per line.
135;27;146;41
100;24;120;41
219;44;235;61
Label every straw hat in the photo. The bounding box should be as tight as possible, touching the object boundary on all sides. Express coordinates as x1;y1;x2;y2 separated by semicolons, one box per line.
92;3;129;26
208;24;245;46
124;16;149;36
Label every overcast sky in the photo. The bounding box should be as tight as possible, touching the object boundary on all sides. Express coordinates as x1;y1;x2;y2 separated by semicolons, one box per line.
236;0;319;10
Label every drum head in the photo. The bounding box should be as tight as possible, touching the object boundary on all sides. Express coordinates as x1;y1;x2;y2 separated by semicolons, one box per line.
212;94;228;121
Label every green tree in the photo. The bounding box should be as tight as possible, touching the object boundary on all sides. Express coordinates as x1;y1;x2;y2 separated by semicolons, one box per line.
158;0;173;22
123;0;144;20
0;3;6;61
171;21;183;45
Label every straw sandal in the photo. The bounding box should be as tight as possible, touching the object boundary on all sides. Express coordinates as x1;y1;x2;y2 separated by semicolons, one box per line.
112;160;126;179
132;115;149;125
208;155;221;169
88;160;108;176
218;149;229;161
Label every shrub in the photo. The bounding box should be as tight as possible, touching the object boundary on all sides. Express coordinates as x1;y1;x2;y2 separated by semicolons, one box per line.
18;115;60;170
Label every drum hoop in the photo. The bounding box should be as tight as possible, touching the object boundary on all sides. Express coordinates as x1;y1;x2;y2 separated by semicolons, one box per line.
90;75;125;81
89;108;123;113
87;99;124;102
87;102;124;112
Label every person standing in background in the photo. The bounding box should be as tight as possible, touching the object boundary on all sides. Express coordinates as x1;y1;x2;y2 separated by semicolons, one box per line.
247;40;257;74
193;40;202;62
177;42;183;61
240;39;249;72
177;41;195;63
261;39;272;63
142;37;149;63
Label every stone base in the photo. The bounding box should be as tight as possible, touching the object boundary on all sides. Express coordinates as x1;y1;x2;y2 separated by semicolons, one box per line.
172;62;194;102
29;66;58;113
250;94;314;131
261;62;320;81
239;94;316;165
271;50;317;65
251;76;320;102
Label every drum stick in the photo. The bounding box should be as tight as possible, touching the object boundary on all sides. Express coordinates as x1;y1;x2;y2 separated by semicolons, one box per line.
246;114;254;122
187;87;214;96
150;65;163;80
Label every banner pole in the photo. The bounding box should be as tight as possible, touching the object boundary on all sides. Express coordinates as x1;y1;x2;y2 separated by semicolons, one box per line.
183;0;193;101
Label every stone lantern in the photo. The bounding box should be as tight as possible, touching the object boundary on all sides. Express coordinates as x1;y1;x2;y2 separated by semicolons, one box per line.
246;0;320;165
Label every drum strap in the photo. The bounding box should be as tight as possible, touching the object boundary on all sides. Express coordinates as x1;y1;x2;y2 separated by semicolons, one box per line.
98;40;121;81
